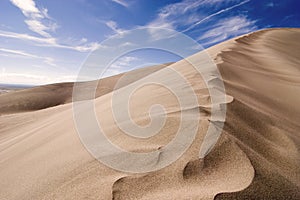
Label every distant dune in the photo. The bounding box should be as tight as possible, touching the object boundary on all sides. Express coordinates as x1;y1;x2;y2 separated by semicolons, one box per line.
0;84;33;95
0;63;170;115
0;28;299;199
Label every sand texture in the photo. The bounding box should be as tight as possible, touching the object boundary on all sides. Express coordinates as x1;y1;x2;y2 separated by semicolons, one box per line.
0;28;299;199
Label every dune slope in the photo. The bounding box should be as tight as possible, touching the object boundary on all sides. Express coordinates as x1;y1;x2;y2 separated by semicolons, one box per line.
212;28;300;199
0;63;170;115
0;28;299;200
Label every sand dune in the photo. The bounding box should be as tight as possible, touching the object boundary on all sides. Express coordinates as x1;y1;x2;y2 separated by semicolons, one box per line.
0;28;299;199
0;63;170;115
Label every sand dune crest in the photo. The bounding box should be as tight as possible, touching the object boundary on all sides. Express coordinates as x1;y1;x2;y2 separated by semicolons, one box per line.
0;28;299;199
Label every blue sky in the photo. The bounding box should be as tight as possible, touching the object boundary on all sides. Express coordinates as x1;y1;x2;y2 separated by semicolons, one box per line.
0;0;299;85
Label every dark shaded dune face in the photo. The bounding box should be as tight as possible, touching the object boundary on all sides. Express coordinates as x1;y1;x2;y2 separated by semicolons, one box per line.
215;100;300;200
213;28;300;199
218;29;300;125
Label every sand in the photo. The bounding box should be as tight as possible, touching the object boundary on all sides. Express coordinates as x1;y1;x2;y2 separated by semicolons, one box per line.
0;28;299;199
0;63;170;115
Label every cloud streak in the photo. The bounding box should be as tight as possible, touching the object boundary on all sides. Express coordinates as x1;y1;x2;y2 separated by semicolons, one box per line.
7;0;100;52
0;48;57;66
105;20;125;34
198;15;257;47
145;0;255;47
111;0;129;8
181;0;251;33
0;30;101;52
0;48;41;58
103;56;139;77
10;0;57;37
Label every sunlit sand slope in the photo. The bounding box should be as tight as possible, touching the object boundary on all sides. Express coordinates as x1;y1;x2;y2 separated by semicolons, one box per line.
0;28;299;199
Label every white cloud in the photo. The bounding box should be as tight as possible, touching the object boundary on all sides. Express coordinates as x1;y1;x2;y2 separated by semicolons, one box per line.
182;0;250;33
24;19;51;37
104;1;252;43
0;29;55;43
0;30;101;52
147;19;174;30
8;0;100;52
44;57;57;67
103;56;139;77
0;70;79;85
10;0;57;38
1;67;6;75
111;0;129;8
0;72;47;85
146;0;236;29
10;0;40;16
145;0;255;45
119;42;135;47
105;20;125;34
266;2;275;7
111;56;139;69
145;0;249;39
0;48;39;58
80;38;88;44
0;48;57;66
54;75;78;83
146;0;195;30
197;15;257;46
0;72;45;79
66;42;101;52
41;8;51;19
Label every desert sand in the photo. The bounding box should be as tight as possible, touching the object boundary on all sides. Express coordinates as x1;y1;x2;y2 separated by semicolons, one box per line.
0;28;299;199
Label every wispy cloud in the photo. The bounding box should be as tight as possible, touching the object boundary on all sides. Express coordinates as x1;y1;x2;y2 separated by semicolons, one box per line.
0;70;48;85
7;0;100;52
10;0;57;37
111;0;129;8
0;48;57;66
0;30;55;43
197;15;257;46
146;0;248;32
10;0;40;16
0;72;78;85
182;0;250;33
105;20;125;34
104;56;139;76
110;56;139;71
146;0;200;30
0;72;46;80
144;0;205;40
0;30;101;52
266;2;275;7
0;67;78;85
24;19;57;38
146;0;240;29
145;0;255;46
0;48;40;58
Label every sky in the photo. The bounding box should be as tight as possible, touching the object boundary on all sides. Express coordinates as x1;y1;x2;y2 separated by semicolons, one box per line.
0;0;299;85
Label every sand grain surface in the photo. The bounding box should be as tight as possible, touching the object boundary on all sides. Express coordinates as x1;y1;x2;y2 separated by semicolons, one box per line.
0;28;299;199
